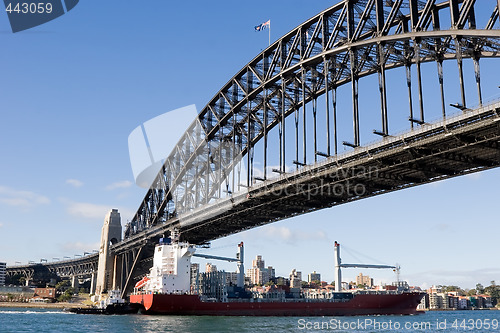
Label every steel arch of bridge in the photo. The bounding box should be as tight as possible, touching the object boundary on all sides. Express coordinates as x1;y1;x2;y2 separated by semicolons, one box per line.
125;0;500;240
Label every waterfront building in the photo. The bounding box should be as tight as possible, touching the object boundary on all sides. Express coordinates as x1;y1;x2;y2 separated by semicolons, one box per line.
0;262;5;286
308;271;321;283
429;293;443;309
459;296;471;309
251;285;286;301
303;288;334;300
417;294;428;310
33;287;56;301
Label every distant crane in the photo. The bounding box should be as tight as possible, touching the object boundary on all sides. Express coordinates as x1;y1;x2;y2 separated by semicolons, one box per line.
334;241;400;292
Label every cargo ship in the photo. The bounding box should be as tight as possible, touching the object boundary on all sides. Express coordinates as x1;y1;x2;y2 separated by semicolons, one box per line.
129;234;424;316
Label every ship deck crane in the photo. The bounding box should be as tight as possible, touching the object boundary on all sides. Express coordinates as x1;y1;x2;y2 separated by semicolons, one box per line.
334;241;400;292
192;242;245;288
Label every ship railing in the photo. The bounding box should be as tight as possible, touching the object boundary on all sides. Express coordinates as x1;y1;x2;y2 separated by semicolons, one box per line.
354;290;400;295
224;297;348;303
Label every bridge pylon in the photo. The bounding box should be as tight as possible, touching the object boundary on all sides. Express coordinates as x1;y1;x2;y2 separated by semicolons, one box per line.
95;209;122;297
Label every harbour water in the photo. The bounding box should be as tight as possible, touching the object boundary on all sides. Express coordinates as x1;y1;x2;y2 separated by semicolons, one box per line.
0;308;499;332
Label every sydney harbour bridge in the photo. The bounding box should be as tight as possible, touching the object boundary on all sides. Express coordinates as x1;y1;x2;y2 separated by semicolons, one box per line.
7;0;500;297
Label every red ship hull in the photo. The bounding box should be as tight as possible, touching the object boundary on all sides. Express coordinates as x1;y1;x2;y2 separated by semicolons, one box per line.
130;292;424;316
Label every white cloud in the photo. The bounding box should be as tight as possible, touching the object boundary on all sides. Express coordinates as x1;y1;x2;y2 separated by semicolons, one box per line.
60;198;136;221
407;268;500;289
0;186;50;208
255;225;328;244
60;241;100;253
105;180;133;191
66;179;84;188
62;200;112;219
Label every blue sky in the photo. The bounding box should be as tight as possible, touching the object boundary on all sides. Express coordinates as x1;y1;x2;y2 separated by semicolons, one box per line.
0;0;499;290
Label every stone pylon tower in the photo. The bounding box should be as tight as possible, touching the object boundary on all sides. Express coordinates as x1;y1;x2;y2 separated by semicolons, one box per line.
95;209;121;296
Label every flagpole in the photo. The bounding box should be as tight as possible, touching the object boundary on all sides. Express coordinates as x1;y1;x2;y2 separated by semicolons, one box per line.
269;20;271;46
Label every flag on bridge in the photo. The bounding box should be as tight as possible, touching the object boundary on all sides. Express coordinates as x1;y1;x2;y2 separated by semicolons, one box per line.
255;20;270;32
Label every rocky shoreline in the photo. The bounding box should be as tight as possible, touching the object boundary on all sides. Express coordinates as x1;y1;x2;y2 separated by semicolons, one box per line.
0;301;86;309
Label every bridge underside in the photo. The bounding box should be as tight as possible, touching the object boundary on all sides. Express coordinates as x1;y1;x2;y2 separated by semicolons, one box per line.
112;102;500;250
178;103;500;243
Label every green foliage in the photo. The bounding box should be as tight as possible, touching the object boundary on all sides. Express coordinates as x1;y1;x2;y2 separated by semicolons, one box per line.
484;283;500;306
476;283;485;294
466;289;477;296
56;286;75;302
442;285;462;293
55;280;70;292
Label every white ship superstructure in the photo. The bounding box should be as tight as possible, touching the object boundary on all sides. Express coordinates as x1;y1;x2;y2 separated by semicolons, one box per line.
142;236;195;294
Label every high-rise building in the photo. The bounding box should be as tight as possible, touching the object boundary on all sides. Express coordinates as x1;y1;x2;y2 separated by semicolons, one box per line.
226;272;240;286
0;262;5;286
252;255;265;270
356;273;373;287
205;263;217;273
267;266;275;280
246;255;271;285
308;271;321;283
290;269;302;288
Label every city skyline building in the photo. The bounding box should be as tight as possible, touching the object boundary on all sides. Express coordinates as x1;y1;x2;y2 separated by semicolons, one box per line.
205;263;217;273
290;269;302;288
308;271;321;283
247;255;272;285
356;273;374;288
0;262;5;286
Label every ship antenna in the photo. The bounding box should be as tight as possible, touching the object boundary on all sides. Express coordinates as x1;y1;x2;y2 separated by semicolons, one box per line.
394;263;401;284
171;228;180;242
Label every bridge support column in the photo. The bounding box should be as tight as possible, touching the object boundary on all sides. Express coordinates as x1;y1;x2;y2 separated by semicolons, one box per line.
90;272;96;295
455;38;467;108
405;64;414;129
95;209;122;296
71;275;79;289
112;254;122;290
